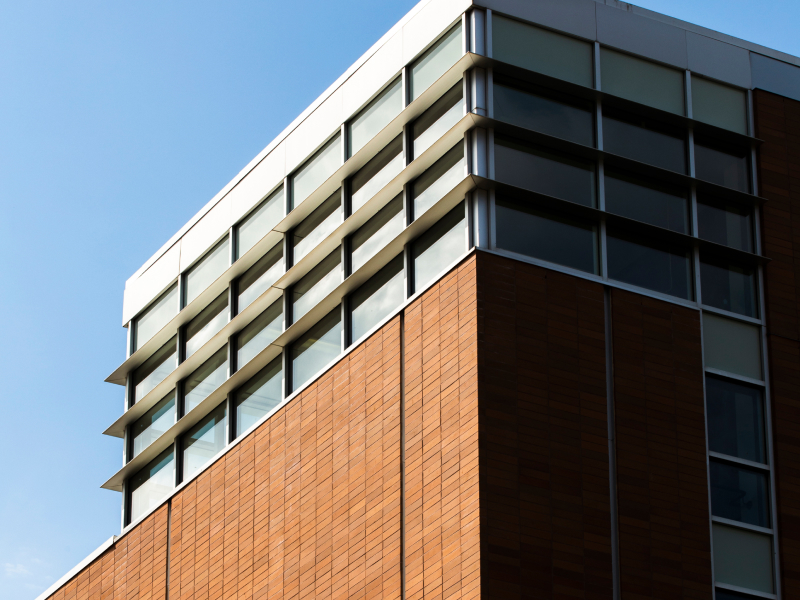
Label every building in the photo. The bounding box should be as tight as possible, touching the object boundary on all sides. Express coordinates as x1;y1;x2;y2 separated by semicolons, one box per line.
37;1;800;599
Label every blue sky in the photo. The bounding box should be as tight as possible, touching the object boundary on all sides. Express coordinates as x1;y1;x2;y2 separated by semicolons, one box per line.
0;1;797;598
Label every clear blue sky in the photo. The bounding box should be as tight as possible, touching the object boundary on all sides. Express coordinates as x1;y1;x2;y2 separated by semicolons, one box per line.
0;1;797;598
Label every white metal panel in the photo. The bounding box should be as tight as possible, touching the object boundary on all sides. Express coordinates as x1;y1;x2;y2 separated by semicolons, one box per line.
342;33;404;119
285;88;344;176
401;0;471;65
122;242;181;325
480;0;596;41
179;195;232;272
687;32;751;89
228;142;286;225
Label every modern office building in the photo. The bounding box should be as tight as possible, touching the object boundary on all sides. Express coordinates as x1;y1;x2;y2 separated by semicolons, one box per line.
38;1;800;599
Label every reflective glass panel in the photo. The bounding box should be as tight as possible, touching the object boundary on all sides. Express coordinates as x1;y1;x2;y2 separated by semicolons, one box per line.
412;144;465;218
412;203;465;293
236;299;282;368
131;391;176;459
235;358;282;437
714;589;752;600
495;136;596;207
237;243;283;313
291;134;341;209
182;348;228;414
410;25;462;102
292;249;341;323
351;136;403;213
607;230;692;299
413;82;463;159
695;138;750;192
129;448;174;524
134;284;178;352
600;48;685;114
701;256;758;317
291;307;342;392
236;187;284;259
184;293;228;359
703;313;762;380
713;523;774;594
692;77;748;135
706;376;766;463
710;461;770;527
698;197;753;253
182;402;227;482
604;171;688;233
134;337;178;403
292;190;342;264
350;255;404;343
350;194;404;273
348;77;402;158
492;15;593;87
184;238;229;307
602;110;686;173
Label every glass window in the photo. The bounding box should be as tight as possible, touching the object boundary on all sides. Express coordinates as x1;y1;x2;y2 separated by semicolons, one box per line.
236;299;282;368
712;523;774;594
184;238;230;308
413;82;463;159
131;391;176;459
133;337;178;403
129;448;174;524
695;138;750;193
714;589;753;600
133;284;178;352
412;144;465;218
710;461;770;528
350;255;404;343
291;307;342;392
410;24;462;102
496;197;598;274
350;136;403;213
350;194;404;273
600;49;684;115
181;402;227;482
412;203;465;293
236;187;284;259
692;77;748;135
237;243;283;313
290;134;341;210
607;230;692;299
706;376;766;464
602;109;686;173
604;170;688;233
184;293;228;360
493;77;594;146
703;313;762;380
292;249;341;323
235;358;282;437
182;348;228;414
492;15;593;87
495;136;596;207
701;256;758;317
698;198;753;253
347;77;402;158
292;190;342;265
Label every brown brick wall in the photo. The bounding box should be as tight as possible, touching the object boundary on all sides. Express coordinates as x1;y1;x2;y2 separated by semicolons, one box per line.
611;289;711;600
477;253;613;600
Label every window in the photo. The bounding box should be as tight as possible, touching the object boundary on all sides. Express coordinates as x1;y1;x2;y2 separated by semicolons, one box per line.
496;197;598;274
236;187;284;259
183;238;230;307
184;293;228;359
493;77;594;146
133;337;178;403
695;137;750;192
492;15;593;87
712;523;774;594
181;402;227;482
133;284;178;352
291;249;342;323
291;134;341;210
706;376;765;463
692;77;748;135
413;82;463;159
495;136;596;207
602;109;686;173
291;307;342;392
410;24;462;102
412;144;465;218
234;358;282;437
710;461;770;527
412;203;466;293
350;136;403;213
130;391;176;459
715;589;755;600
182;348;228;414
347;77;402;158
349;255;404;344
600;48;685;115
236;299;282;368
292;190;342;264
703;313;762;380
697;198;753;253
607;230;692;299
128;448;174;525
350;194;404;273
604;170;688;233
700;256;757;317
237;243;283;313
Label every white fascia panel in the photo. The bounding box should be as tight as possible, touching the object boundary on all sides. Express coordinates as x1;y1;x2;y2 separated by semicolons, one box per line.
123;242;181;326
342;33;403;119
229;141;286;225
179;194;232;272
402;0;472;64
285;87;344;176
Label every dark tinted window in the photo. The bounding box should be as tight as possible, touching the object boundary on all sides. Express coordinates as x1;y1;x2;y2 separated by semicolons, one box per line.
602;110;686;173
697;197;753;253
701;256;758;317
604;170;688;233
695;137;749;192
710;461;771;528
706;376;766;463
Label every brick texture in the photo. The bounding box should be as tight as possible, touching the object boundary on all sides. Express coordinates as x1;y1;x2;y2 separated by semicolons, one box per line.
611;289;711;600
